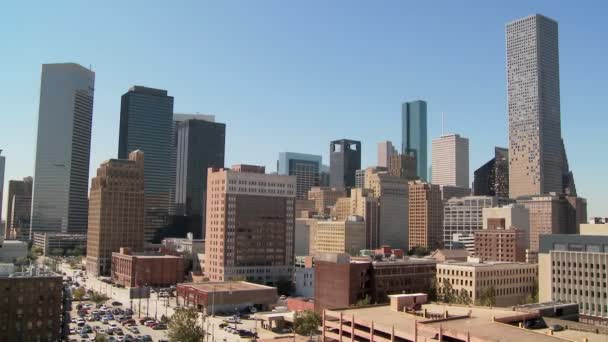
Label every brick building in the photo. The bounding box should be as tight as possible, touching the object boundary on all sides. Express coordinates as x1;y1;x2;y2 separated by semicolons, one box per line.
408;181;443;251
177;281;277;315
111;248;184;287
475;228;527;262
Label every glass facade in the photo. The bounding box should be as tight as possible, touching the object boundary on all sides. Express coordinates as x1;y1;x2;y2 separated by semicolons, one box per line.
277;152;321;199
401;100;427;181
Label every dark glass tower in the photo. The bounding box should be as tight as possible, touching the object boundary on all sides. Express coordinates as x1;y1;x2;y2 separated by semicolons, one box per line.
329;139;361;189
174;117;225;238
402;100;428;181
473;147;509;198
118;86;174;243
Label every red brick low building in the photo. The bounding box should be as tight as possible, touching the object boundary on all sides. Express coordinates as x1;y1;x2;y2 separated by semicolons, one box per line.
286;297;315;312
111;248;184;287
177;281;277;314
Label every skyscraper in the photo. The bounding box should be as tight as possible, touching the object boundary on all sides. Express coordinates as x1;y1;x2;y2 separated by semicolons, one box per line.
473;147;509;198
5;177;33;240
0;150;4;226
402;100;428;181
507;14;568;198
366;172;409;250
329;139;361;189
431;134;469;188
377;141;397;168
408;181;443;251
118;86;174;242
30;63;95;237
278;152;322;199
86;150;145;276
174;116;225;237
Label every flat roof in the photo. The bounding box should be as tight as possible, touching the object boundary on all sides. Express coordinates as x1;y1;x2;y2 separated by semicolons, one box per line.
178;281;276;292
439;261;535;267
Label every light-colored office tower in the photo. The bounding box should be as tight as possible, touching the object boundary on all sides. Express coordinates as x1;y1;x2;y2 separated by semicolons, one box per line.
431;134;469;188
30;63;95;237
309;216;366;256
408;181;443;251
204;167;296;285
450;233;476;254
402;100;428;181
482;204;530;231
437;260;537;307
443;196;511;250
307;187;346;215
329;188;379;249
86;150;145;276
278;152;322;199
355;169;366;188
388;153;417;180
295;218;317;256
507;15;568;198
367;172;409;250
0;150;4;226
538;226;608;324
5;177;33;240
377;141;397;168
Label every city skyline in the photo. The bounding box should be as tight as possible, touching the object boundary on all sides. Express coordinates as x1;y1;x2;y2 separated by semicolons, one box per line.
1;2;607;216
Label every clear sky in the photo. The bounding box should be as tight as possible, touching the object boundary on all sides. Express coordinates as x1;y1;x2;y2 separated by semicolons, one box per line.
1;0;607;217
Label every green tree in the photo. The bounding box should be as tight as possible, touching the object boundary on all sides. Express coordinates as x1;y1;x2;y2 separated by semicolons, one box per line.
50;248;64;256
354;295;371;307
73;287;86;301
167;307;205;342
293;310;321;340
408;246;431;257
440;279;455;303
95;335;108;342
71;247;84;257
32;246;43;255
456;288;472;305
478;286;496;307
90;292;110;306
428;278;439;301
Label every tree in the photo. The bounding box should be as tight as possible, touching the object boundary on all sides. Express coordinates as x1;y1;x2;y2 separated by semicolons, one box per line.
478;286;496;307
408;246;430;257
90;292;110;306
355;295;371;307
73;287;86;301
50;248;64;256
167;307;205;342
95;336;108;342
293;310;321;339
456;288;472;305
71;247;84;257
439;279;455;303
32;246;43;255
428;278;439;302
68;259;79;269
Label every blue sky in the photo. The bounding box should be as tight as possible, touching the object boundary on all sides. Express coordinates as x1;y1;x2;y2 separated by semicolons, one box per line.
1;1;607;216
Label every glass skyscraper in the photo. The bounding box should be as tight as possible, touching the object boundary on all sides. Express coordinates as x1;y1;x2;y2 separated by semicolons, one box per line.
402;100;428;181
277;152;322;199
329;139;361;189
118;86;174;242
30;63;95;237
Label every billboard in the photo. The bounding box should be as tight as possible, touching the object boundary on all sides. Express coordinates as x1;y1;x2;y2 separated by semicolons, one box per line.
129;287;151;299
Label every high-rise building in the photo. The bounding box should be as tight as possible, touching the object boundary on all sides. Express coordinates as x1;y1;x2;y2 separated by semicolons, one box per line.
330;189;380;249
442;196;511;250
507;14;573;198
366;172;409;251
402;100;428;181
431;134;469;188
5;177;33;240
307;187;346;215
355;169;366;188
329;139;361;189
204;166;296;285
278;152;322;200
377;141;397;168
118;86;174;242
0;150;4;226
473;147;509;198
86;150;145;276
387;153;417;180
174;116;225;237
408;181;443;251
30;63;95;238
309;217;366;256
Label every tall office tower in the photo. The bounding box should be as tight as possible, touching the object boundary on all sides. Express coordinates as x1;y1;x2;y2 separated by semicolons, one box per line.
174;116;225;237
431;134;469;188
307;187;346;215
330;189;380;249
30;63;95;238
329;139;361;189
278;152;322;199
442;196;511;250
5;177;33;240
402;100;428;181
366;172;409;250
309;216;367;255
387;153;417;180
408;181;443;251
355;170;366;188
204;166;296;285
118;86;174;242
507;14;571;198
86;150;145;276
377;141;397;168
473;147;509;198
0;150;4;226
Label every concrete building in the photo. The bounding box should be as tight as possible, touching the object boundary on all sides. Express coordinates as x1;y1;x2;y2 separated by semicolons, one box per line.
277;152;322;200
507;15;574;198
367;172;409;250
354;169;365;188
387;153;417;180
33;232;87;256
0;266;63;341
4;176;33;240
430;249;470;262
162;233;205;272
204;166;296;286
443;196;511;250
31;63;95;238
295;218;316;256
377;141;397;168
329;139;361;189
539;228;608;325
86;150;145;276
111;248;184;287
431;134;469;188
474;147;509;198
0;150;4;227
0;240;28;263
174;116;225;237
295;256;315;298
309;217;366;256
307;186;345;215
437;260;538;306
402;100;428;181
408;181;443;251
450;233;476;254
439;185;471;201
331;188;380;249
119;86;174;243
474;204;531;262
177;281;278;315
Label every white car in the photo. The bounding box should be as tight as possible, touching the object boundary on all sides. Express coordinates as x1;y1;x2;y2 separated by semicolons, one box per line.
110;323;118;329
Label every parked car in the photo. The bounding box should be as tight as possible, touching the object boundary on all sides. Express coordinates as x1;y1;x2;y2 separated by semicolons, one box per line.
153;324;167;330
112;301;123;306
138;317;152;325
549;324;564;332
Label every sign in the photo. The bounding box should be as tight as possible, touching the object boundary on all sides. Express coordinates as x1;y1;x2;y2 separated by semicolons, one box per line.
129;287;151;299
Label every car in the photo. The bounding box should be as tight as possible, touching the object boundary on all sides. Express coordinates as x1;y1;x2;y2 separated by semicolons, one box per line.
219;323;228;328
76;304;83;310
138;317;152;325
79;331;88;338
115;329;124;336
153;324;167;330
125;309;133;315
122;319;136;326
148;322;160;329
110;323;118;329
130;327;140;334
239;330;256;338
144;320;156;327
112;301;123;306
69;329;76;335
102;319;109;324
549;324;564;332
116;337;125;342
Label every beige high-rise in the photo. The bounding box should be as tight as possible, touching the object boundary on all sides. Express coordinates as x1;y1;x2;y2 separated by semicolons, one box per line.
431;134;469;188
367;172;409;250
408;181;443;251
86;150;145;276
331;188;380;249
387;153;417;180
309;217;366;255
204;167;296;285
307;187;346;215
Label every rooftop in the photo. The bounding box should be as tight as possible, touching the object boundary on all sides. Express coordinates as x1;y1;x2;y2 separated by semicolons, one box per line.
439;260;535;268
178;281;275;293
